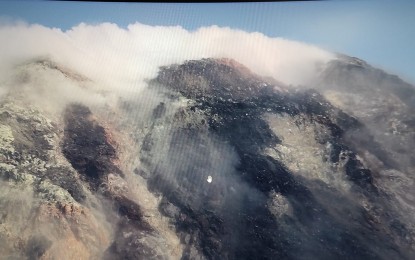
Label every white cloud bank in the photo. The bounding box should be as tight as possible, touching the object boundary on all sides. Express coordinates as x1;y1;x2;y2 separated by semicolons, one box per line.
0;21;334;94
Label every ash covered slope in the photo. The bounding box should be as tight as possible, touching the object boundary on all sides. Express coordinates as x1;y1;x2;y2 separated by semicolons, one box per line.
0;60;181;259
0;56;414;260
315;55;415;178
139;57;415;259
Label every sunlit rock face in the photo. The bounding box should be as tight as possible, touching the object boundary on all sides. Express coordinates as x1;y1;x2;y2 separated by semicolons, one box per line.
1;56;415;260
0;100;111;259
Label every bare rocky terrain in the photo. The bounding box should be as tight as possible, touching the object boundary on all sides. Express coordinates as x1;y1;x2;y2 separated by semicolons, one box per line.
0;56;414;259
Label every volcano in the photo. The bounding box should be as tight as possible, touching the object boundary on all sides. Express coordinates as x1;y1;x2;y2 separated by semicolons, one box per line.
0;56;414;259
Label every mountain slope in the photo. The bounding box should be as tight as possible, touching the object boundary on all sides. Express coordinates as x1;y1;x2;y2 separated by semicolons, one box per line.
0;56;414;259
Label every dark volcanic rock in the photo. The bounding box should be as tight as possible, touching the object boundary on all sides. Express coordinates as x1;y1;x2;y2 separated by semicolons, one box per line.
62;103;122;190
44;165;86;203
25;235;52;259
3;56;415;259
61;103;168;259
137;58;415;259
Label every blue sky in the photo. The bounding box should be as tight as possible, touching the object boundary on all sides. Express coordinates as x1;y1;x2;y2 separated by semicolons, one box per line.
1;0;414;83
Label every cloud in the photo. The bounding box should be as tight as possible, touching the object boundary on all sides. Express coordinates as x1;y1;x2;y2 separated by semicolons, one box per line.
0;21;334;96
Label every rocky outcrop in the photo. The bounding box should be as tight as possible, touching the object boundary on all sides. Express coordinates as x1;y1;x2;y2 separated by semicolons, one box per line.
138;58;415;259
62;103;122;191
0;61;180;259
0;100;110;259
1;56;415;259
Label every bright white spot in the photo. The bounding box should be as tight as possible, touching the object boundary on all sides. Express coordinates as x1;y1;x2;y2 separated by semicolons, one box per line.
207;175;212;183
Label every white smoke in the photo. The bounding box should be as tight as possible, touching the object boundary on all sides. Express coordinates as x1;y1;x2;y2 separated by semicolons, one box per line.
0;21;334;98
